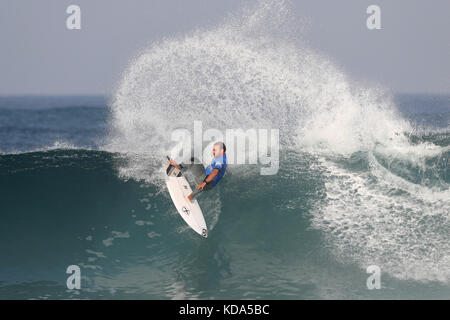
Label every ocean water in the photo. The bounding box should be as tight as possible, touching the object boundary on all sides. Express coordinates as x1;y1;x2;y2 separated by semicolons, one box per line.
0;2;449;300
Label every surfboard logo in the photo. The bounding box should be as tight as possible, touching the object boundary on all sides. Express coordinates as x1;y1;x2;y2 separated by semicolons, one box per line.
182;206;190;215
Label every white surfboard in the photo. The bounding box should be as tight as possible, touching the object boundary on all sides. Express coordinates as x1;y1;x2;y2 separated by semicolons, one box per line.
165;160;208;238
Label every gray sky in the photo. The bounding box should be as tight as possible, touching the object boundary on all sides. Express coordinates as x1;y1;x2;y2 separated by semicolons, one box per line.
0;0;449;95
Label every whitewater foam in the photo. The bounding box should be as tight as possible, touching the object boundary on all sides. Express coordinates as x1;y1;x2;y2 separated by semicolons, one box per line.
311;154;450;283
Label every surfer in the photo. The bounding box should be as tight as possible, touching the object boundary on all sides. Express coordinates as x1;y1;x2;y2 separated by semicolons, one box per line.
169;142;227;202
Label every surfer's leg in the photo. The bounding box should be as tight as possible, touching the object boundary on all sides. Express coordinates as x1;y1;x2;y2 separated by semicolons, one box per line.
188;184;213;201
190;160;206;182
180;158;204;175
189;188;203;199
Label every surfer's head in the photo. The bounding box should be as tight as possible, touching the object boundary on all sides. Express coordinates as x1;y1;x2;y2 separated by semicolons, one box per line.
213;142;226;158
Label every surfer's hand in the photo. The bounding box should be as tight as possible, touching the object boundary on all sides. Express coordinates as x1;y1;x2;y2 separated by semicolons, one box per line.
197;182;207;190
169;160;179;169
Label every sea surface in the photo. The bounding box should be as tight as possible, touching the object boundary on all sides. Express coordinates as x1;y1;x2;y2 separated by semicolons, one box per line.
0;93;448;300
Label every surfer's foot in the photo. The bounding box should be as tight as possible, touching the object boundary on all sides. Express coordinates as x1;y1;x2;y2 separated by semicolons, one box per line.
187;194;194;202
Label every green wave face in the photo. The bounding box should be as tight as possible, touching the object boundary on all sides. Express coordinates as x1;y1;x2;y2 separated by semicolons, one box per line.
0;141;449;299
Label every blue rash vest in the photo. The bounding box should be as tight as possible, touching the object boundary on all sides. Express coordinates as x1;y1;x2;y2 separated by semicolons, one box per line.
205;154;227;186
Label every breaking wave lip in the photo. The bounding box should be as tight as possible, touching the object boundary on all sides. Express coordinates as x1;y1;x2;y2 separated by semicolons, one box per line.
102;0;449;284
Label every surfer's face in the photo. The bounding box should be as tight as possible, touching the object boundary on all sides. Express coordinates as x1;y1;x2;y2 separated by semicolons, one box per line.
212;145;223;158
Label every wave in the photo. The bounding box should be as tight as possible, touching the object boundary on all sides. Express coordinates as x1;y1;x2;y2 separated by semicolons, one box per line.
1;1;449;295
97;0;450;284
0;142;448;295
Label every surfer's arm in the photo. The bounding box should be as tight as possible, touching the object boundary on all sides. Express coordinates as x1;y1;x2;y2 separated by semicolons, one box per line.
197;169;219;189
169;159;184;170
